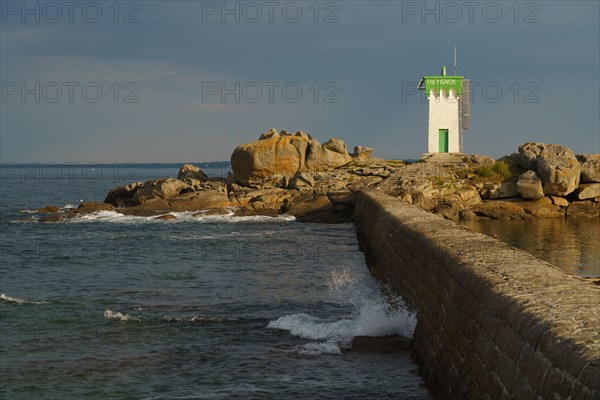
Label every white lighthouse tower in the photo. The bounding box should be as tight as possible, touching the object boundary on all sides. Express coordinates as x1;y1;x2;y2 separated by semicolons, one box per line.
418;65;470;161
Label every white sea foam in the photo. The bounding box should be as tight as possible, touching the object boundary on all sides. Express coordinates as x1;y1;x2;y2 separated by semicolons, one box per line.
295;341;343;355
103;309;139;322
0;293;48;305
268;301;415;341
66;210;295;224
268;268;417;355
161;315;229;323
327;269;359;290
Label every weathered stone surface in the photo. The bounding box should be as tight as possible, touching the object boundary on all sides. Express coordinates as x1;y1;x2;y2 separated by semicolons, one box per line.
76;202;115;213
132;178;192;205
536;144;581;196
177;164;208;183
352;145;374;160
459;209;476;220
354;191;600;400
155;214;176;220
567;203;600;218
522;197;565;218
466;154;496;165
581;159;600;183
550;196;569;207
322;137;348;154
432;202;460;221
228;187;294;207
305;138;352;172
348;165;391;178
288;171;314;189
168;190;231;211
327;191;357;206
119;199;171;216
39;214;65;222
576;154;600;163
37;205;61;213
517;143;581;195
517;142;544;169
578;183;600;200
516;170;544;199
472;200;526;220
346;176;384;192
294;130;312;140
231;136;309;185
192;208;231;217
259;128;279;140
481;181;519;199
104;182;143;207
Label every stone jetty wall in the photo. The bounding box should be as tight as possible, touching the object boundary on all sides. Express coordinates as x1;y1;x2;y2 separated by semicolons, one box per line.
353;190;599;400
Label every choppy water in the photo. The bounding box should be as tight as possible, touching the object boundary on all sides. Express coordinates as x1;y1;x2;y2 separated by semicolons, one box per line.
0;164;429;399
462;218;600;277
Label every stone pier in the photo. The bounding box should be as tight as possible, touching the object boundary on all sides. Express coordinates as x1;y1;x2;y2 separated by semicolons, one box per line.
353;190;599;399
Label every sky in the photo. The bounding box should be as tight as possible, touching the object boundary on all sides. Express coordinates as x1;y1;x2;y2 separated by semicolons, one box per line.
1;0;599;163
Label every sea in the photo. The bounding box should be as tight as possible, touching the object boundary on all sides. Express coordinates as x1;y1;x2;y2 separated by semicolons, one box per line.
0;163;429;399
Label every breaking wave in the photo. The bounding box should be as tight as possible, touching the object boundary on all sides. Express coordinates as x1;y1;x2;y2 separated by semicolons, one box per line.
66;210;295;224
0;293;48;305
267;269;417;355
103;309;140;322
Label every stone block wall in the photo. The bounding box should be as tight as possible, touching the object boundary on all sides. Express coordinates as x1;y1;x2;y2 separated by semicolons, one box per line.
353;190;599;399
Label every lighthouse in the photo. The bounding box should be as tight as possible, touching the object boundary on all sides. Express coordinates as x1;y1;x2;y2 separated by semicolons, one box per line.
418;66;470;161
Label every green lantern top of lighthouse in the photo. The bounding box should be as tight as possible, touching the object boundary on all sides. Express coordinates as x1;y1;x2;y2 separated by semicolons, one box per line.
417;66;463;97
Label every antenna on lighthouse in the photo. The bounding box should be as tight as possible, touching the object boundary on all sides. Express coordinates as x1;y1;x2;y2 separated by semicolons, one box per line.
454;47;457;76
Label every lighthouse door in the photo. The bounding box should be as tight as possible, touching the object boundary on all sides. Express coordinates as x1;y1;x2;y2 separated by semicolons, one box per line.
438;129;449;153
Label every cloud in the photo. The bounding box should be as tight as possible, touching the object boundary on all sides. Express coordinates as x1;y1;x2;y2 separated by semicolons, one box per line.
1;2;598;162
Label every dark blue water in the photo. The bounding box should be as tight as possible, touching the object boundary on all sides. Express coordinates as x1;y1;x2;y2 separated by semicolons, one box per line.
0;164;429;399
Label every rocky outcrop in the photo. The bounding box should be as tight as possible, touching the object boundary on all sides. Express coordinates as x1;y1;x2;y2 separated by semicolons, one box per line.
537;146;581;196
516;170;544;199
287;172;314;189
104;182;143;207
294;130;312;140
471;197;565;219
259;128;279;140
481;181;518;199
305;138;353;172
231;135;309;186
155;214;177;220
577;154;600;183
550;196;569;207
578;183;600;200
472;200;528;220
352;145;374;160
517;142;544;170
465;154;496;165
567;202;600;218
178;164;208;183
231;132;353;186
132;178;193;205
31;137;600;224
169;190;231;211
38;202;116;222
37;205;61;213
518;142;581;196
76;202;116;213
